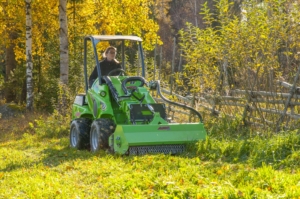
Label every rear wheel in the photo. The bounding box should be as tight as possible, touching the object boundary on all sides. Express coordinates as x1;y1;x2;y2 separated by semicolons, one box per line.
90;118;116;152
70;118;91;150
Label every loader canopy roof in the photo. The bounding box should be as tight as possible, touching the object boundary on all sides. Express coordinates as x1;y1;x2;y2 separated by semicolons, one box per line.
85;35;143;42
83;35;145;91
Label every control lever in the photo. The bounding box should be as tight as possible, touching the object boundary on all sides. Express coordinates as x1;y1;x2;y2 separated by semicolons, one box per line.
146;104;155;114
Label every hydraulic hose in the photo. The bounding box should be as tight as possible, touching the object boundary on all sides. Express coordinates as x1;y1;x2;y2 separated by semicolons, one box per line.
156;80;203;123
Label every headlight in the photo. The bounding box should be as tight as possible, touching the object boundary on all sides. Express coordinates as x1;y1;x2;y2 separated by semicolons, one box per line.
100;91;106;97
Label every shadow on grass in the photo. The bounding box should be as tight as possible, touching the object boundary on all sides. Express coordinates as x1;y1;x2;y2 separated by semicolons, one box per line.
0;146;95;172
41;147;95;167
1;161;34;172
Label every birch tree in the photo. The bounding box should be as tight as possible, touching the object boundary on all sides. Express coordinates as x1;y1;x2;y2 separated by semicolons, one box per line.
59;0;68;84
25;0;33;110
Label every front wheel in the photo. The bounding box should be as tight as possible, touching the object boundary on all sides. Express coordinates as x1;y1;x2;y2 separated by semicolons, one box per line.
90;118;116;152
70;118;91;150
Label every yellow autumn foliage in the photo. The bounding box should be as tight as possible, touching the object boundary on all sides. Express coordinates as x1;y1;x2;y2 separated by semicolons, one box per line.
0;0;161;66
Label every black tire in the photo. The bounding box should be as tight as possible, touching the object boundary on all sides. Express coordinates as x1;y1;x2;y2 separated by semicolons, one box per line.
90;118;116;152
70;118;91;150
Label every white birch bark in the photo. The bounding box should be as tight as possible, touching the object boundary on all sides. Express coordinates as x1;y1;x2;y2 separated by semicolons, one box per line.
59;0;69;84
25;0;33;111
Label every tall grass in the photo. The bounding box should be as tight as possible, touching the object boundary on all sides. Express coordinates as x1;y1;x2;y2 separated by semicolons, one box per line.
1;113;300;198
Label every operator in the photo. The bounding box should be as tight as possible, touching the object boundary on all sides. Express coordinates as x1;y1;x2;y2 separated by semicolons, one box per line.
89;46;121;86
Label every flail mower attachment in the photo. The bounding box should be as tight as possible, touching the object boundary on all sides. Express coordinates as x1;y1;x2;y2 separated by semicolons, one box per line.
108;80;207;155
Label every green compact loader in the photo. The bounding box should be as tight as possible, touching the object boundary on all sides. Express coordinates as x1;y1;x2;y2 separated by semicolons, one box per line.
70;35;207;155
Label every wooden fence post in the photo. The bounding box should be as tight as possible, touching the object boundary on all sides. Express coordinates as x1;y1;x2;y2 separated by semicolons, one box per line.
159;46;162;80
178;49;182;72
276;65;300;131
241;91;253;126
170;37;176;95
189;92;196;122
242;68;259;126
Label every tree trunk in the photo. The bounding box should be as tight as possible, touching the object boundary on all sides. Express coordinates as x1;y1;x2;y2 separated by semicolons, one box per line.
3;0;17;102
59;0;69;84
25;0;33;111
4;32;17;103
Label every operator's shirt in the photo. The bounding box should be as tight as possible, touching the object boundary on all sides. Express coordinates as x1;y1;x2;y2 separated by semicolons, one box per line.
89;58;121;87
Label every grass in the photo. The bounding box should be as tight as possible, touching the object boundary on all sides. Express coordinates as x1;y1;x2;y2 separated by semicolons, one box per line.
1;112;300;198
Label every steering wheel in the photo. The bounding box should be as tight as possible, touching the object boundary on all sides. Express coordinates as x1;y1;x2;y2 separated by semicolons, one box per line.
107;68;127;76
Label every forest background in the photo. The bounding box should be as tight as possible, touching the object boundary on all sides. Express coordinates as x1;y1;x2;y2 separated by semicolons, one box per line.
0;0;300;130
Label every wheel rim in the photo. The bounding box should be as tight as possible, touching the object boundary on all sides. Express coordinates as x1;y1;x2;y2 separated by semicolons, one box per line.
70;127;79;147
91;128;99;151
